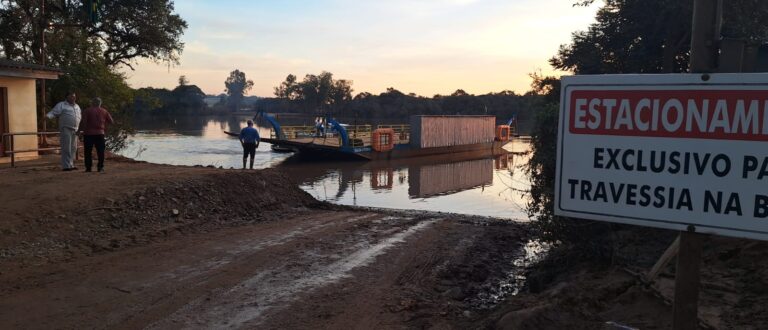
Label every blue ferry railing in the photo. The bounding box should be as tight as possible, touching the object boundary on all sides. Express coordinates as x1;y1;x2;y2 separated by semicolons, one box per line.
255;111;285;140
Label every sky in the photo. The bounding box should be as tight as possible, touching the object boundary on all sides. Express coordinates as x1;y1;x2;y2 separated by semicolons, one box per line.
122;0;599;97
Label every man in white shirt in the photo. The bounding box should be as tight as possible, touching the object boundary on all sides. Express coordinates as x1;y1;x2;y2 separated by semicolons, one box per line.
47;91;82;171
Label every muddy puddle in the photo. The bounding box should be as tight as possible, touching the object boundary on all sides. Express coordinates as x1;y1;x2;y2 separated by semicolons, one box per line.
469;239;551;310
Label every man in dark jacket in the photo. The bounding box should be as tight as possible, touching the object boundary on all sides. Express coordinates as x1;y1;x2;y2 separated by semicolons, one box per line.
239;119;260;169
79;97;114;173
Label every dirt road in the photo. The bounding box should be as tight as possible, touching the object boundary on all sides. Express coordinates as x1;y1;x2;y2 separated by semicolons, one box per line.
0;158;528;329
1;209;526;329
7;157;765;329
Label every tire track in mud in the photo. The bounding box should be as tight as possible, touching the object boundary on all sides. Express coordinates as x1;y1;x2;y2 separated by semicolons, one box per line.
147;217;441;329
119;211;387;328
149;212;382;284
0;211;383;330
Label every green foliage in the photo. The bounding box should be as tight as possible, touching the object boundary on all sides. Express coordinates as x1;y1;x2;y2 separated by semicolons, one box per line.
274;71;353;113
171;85;206;112
525;103;561;241
341;88;536;127
552;0;768;75
273;74;300;100
97;0;187;67
441;89;484;115
264;77;541;134
132;88;164;113
525;81;615;257
49;61;134;151
528;72;560;104
133;82;207;116
225;69;254;111
552;0;691;74
329;79;354;106
721;0;768;42
0;0;187;67
269;72;539;130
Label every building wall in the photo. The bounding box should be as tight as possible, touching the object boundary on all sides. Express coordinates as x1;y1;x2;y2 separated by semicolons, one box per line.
0;76;38;160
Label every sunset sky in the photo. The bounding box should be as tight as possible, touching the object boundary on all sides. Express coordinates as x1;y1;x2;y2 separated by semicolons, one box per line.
123;0;599;97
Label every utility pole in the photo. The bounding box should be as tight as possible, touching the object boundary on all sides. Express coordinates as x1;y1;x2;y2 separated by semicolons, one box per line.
689;0;722;72
39;0;47;136
673;1;722;329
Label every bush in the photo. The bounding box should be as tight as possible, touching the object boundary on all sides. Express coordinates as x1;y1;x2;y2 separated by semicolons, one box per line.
525;102;616;260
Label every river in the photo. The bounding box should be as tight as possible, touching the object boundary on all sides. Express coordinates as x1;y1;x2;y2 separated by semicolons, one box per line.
120;115;532;220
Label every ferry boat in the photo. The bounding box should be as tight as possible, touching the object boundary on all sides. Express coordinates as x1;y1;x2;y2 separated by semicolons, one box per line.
255;111;514;161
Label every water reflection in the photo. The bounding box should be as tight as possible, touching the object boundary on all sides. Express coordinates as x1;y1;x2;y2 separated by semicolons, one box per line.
277;143;531;220
131;115;273;138
408;158;493;197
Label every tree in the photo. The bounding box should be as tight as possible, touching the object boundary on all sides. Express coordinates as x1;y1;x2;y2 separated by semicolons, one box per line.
178;75;189;86
133;82;206;115
450;89;469;97
442;89;483;115
381;87;403;97
329;79;353;105
0;0;188;68
354;92;372;100
298;71;333;111
171;84;205;112
552;0;768;75
224;69;254;111
95;0;188;68
283;71;354;112
273;74;299;100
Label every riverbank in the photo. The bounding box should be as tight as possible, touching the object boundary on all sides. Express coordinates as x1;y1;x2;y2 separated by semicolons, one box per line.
0;156;533;328
0;156;766;329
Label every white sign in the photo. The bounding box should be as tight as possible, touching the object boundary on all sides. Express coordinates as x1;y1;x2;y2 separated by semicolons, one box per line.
556;73;768;240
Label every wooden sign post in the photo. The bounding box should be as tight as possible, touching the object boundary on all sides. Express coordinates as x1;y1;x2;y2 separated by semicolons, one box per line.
673;231;705;329
673;1;721;329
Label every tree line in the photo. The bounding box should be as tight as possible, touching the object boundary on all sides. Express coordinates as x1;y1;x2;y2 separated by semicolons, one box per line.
133;69;542;134
260;72;542;133
133;70;255;115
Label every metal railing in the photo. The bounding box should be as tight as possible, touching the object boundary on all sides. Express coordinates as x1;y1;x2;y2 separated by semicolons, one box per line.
377;124;410;144
2;131;79;167
268;124;411;147
274;125;316;139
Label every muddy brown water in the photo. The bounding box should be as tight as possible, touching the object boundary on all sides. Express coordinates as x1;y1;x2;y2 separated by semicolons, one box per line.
122;115;532;220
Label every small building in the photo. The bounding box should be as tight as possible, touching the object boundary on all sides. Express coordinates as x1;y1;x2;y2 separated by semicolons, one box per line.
0;59;61;163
